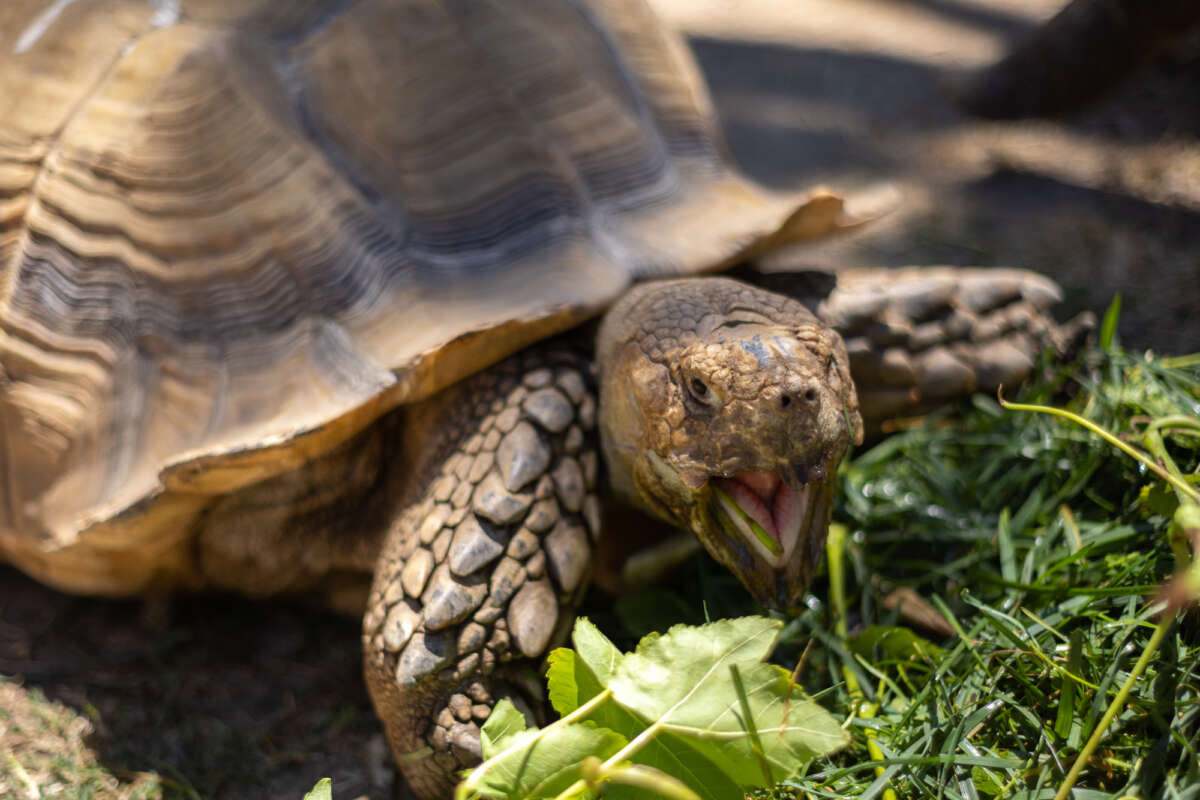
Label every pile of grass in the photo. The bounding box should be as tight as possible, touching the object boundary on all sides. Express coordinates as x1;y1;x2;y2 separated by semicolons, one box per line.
768;331;1200;798
0;679;163;800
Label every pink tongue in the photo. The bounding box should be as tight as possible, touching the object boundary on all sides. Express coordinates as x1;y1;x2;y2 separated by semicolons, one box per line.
715;470;803;545
737;470;780;499
772;481;806;545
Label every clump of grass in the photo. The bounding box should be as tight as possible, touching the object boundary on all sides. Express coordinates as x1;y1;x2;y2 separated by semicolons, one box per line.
0;678;163;800
775;336;1200;799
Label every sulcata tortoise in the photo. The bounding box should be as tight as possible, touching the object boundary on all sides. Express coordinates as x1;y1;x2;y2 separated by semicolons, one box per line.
0;1;1074;796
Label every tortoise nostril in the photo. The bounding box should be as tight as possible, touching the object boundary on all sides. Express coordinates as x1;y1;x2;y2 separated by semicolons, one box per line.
781;386;818;411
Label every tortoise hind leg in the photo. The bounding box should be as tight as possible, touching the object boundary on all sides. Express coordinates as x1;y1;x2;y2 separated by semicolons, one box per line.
363;343;599;799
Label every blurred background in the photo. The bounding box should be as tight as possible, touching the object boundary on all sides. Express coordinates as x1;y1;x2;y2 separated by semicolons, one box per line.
1;1;1197;798
654;0;1200;355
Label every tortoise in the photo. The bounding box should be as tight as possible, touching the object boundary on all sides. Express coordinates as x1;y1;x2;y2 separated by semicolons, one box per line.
0;1;1075;796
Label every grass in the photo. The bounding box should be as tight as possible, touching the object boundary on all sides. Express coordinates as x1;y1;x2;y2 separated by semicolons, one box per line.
0;678;164;800
566;334;1200;800
763;341;1200;799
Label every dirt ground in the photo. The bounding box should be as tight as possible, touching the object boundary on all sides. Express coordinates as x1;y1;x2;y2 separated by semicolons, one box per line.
2;2;1198;799
654;0;1200;355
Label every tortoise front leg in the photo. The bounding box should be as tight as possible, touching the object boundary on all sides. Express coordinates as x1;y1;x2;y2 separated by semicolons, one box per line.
363;344;599;799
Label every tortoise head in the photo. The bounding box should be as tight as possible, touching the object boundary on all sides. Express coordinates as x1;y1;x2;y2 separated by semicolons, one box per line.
597;277;863;611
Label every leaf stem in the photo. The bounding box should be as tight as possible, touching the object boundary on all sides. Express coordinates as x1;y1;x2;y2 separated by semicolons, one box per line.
1161;353;1200;368
1052;613;1173;800
999;396;1200;504
1142;415;1200;437
730;664;774;785
553;716;666;800
827;523;898;800
598;763;703;800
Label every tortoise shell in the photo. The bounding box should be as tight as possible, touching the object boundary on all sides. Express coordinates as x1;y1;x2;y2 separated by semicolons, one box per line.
0;0;850;593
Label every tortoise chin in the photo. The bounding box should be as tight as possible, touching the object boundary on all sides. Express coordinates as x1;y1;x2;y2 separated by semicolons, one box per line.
639;456;842;612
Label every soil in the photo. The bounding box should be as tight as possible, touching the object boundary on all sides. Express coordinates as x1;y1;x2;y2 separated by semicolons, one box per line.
2;2;1198;799
0;568;389;800
653;0;1200;354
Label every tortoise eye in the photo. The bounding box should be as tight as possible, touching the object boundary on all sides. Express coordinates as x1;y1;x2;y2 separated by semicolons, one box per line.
687;376;715;406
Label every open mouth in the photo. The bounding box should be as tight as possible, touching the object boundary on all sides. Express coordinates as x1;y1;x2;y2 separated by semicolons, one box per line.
712;470;816;565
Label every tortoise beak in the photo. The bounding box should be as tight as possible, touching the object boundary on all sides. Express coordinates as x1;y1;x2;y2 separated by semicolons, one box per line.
698;463;839;611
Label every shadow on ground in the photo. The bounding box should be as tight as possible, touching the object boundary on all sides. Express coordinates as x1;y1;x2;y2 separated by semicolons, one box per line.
0;567;385;800
691;33;1200;352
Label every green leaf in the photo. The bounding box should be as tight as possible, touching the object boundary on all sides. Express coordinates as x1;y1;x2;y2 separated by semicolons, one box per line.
1137;480;1179;518
554;623;743;800
1099;293;1121;351
470;617;846;799
302;778;332;800
549;617;624;717
473;721;626;799
607;617;849;787
479;699;531;753
848;625;945;664
602;762;704;800
546;649;585;717
547;620;629;735
607;735;745;800
574;616;625;686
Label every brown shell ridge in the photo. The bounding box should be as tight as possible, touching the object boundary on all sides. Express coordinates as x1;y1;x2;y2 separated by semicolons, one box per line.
437;3;654;260
1;0;169;284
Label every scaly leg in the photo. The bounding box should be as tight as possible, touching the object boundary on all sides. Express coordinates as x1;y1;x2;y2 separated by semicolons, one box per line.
817;267;1093;428
363;343;600;799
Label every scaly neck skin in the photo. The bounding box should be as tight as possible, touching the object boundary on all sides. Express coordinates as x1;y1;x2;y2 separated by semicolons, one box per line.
594;276;863;610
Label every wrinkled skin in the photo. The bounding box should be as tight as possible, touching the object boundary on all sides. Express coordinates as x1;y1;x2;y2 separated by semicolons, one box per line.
597;278;863;610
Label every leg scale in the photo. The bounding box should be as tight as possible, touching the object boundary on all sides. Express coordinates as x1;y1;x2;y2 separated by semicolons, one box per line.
363;343;599;799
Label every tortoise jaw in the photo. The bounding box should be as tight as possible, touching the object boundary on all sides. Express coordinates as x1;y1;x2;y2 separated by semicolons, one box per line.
700;465;838;611
712;471;810;566
624;451;840;611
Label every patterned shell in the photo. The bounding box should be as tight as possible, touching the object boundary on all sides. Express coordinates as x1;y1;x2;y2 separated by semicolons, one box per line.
0;0;848;592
